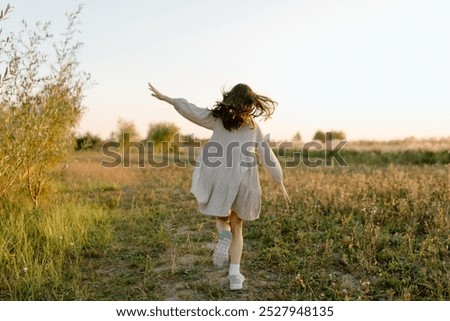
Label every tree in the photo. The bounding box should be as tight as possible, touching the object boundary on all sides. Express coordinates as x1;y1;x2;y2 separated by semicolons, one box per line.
292;131;302;142
332;130;346;140
325;130;346;141
313;130;346;143
0;4;90;205
313;130;326;143
112;118;140;146
75;132;103;150
145;122;179;151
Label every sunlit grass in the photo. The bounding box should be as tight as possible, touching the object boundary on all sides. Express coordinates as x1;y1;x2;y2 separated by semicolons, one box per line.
250;164;449;300
0;149;448;300
0;197;110;300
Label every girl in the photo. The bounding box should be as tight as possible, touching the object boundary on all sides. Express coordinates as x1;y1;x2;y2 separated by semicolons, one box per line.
148;82;290;290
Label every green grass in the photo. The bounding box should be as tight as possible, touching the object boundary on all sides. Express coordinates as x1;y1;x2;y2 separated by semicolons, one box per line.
0;150;448;300
249;165;449;300
276;149;450;166
0;198;110;300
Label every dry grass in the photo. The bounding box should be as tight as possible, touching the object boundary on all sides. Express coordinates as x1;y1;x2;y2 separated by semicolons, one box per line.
1;149;449;300
288;137;450;152
342;137;450;152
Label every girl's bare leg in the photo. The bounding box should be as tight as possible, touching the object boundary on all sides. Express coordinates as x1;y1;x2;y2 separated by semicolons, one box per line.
229;211;243;265
216;215;231;233
228;211;245;289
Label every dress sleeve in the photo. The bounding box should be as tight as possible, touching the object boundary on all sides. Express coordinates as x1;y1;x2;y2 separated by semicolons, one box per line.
173;98;216;130
255;126;283;183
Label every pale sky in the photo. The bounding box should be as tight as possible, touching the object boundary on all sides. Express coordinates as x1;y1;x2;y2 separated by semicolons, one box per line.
3;0;450;141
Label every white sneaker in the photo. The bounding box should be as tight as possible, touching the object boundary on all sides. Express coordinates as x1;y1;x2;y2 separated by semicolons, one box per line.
229;273;245;290
213;230;232;268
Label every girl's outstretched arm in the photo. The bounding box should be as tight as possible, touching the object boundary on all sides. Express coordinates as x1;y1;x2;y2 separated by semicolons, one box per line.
148;82;216;130
148;82;175;105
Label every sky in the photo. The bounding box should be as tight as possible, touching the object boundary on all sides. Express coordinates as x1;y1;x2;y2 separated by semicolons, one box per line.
2;0;450;141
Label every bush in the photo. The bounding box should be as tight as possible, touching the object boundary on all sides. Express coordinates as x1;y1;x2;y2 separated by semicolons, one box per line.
75;132;103;150
0;5;89;206
292;131;302;142
313;130;346;143
313;130;326;143
145;122;179;151
110;118;140;148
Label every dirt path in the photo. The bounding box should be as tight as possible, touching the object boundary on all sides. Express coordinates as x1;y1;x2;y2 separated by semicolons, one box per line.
78;172;280;300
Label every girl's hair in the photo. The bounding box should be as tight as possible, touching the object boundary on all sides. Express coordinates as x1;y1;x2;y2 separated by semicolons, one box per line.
211;83;277;131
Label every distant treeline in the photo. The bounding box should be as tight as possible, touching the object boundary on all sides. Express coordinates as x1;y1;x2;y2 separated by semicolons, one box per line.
76;130;450;166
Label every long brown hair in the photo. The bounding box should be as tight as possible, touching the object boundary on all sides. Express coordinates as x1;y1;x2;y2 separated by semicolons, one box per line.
211;83;277;131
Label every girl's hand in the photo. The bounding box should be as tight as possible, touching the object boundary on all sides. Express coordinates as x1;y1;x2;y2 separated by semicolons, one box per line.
278;181;291;204
148;82;175;105
148;82;165;100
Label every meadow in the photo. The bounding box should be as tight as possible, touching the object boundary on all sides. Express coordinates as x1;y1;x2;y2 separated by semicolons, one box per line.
0;142;449;300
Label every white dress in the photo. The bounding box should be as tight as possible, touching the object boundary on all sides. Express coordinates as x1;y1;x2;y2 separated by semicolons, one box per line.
173;98;284;221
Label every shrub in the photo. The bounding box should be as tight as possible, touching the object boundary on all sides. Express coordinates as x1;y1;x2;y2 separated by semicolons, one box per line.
313;130;346;143
75;132;103;150
145;122;179;151
0;5;89;206
313;130;326;143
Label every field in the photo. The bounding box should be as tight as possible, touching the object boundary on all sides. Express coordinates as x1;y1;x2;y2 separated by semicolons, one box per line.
0;143;449;300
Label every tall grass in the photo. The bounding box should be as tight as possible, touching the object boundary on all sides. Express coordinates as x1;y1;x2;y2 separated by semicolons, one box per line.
0;197;110;300
1;149;448;300
248;164;449;300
